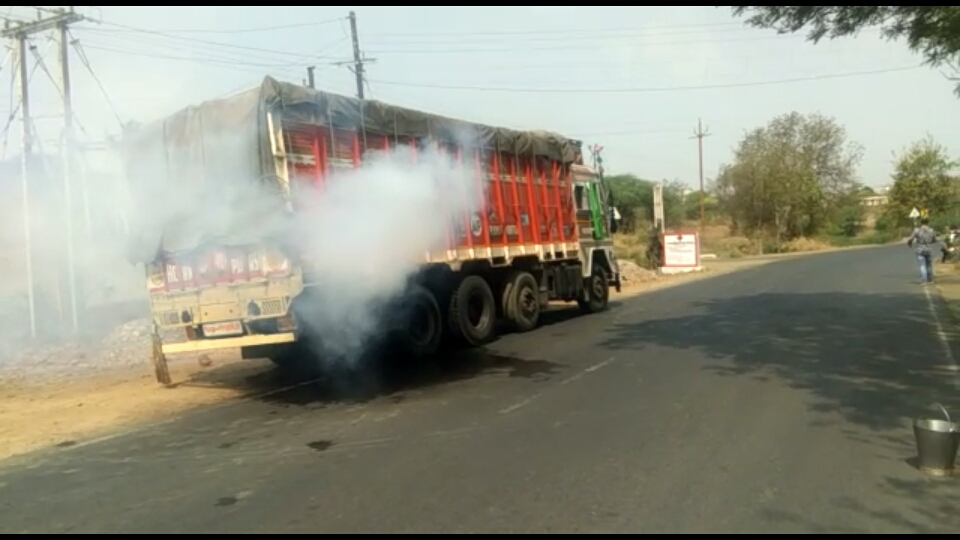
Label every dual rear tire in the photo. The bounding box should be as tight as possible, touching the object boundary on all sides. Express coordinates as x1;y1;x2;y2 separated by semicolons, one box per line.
447;271;542;347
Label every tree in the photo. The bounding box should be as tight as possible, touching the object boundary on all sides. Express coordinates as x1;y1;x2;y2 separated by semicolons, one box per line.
728;7;960;93
714;111;863;243
683;189;721;222
885;136;958;227
605;174;684;233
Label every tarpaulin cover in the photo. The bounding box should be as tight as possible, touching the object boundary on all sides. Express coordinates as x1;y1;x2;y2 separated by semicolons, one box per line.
120;77;583;262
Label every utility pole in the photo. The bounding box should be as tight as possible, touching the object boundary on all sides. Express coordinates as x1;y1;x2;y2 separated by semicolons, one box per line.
59;18;79;334
690;118;711;232
3;7;85;338
16;34;36;338
306;65;315;89
348;11;365;100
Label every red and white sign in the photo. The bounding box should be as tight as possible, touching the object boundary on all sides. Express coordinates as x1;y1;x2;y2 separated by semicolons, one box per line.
662;230;700;268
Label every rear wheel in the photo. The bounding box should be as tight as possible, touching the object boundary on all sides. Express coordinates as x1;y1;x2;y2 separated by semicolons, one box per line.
448;275;497;347
392;284;443;358
502;271;541;333
577;264;610;314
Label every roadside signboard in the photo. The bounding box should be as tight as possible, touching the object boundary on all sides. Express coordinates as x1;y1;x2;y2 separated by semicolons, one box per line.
662;230;700;269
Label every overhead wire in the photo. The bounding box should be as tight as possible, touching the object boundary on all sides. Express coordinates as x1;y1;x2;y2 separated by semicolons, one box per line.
84;19;343;63
365;33;817;55
369;65;924;94
24;37;93;139
68;34;125;129
363;23;775;48
83;16;346;35
1;43;45;159
365;20;750;38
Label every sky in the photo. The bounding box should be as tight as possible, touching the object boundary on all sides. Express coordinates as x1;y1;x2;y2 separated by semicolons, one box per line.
1;5;957;189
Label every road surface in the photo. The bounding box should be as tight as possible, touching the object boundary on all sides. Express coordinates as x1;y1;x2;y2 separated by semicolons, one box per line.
1;246;959;534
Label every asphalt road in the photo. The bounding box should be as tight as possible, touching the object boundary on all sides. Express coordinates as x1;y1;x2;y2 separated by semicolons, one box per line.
2;246;960;534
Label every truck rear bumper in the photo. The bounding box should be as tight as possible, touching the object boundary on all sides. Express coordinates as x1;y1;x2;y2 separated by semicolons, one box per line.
162;332;297;355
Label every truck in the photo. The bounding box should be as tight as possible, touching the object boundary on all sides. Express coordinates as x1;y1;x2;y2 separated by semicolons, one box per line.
121;77;620;385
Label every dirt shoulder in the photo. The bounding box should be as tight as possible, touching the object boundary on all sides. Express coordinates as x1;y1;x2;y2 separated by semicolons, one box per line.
934;262;960;322
0;249;855;462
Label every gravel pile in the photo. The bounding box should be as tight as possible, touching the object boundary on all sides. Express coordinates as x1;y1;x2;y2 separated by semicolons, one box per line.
0;317;183;380
618;260;661;285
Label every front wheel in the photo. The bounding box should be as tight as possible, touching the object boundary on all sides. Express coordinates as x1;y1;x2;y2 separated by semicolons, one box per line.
577;264;610;314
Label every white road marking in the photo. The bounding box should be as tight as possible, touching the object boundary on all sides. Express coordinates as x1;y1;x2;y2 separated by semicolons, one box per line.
499;357;617;414
923;285;960;381
499;394;541;415
559;356;617;386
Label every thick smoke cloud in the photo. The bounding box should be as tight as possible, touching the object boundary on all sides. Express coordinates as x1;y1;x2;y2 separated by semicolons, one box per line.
289;141;485;364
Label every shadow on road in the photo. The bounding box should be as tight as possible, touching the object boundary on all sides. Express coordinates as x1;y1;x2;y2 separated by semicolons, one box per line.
183;346;563;409
599;290;960;533
177;301;608;408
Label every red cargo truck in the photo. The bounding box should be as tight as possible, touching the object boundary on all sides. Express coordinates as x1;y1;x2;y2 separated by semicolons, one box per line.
122;77;620;385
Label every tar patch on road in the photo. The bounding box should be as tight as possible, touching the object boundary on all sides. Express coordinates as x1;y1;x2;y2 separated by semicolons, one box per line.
54;440;76;448
307;440;334;452
215;496;238;507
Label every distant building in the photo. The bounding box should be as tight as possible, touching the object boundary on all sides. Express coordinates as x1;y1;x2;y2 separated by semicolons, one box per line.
861;194;888;207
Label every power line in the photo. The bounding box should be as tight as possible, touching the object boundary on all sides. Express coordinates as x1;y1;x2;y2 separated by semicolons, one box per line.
79;32;349;72
76;42;312;69
75;26;888;80
83;19;342;63
370;65;923;94
85;16;345;35
364;24;777;47
68;35;123;129
366;20;749;38
365;33;800;56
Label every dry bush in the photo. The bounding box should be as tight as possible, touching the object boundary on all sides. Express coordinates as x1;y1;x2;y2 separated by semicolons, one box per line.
781;237;833;253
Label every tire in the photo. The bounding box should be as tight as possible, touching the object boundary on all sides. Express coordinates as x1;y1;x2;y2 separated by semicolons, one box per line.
448;275;497;347
577;264;610;314
392;285;443;358
501;271;541;333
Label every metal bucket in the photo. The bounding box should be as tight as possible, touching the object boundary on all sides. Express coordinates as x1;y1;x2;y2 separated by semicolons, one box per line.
913;403;960;477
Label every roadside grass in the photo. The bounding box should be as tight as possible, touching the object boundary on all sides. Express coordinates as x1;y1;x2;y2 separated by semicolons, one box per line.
613;225;898;265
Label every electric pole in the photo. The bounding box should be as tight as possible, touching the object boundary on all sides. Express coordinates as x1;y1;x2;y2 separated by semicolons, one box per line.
16;34;36;338
306;65;315;89
2;7;85;337
59;18;80;334
691;118;711;232
348;11;365;100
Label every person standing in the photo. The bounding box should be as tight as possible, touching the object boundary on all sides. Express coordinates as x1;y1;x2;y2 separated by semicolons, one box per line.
908;217;939;283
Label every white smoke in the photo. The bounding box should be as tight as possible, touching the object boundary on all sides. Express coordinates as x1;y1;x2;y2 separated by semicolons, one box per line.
291;142;484;363
0;110;485;375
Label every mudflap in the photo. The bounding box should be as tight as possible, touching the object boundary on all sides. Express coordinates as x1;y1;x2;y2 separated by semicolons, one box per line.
150;328;173;386
613;273;622;293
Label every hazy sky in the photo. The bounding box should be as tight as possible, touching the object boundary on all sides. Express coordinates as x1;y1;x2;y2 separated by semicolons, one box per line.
2;6;956;188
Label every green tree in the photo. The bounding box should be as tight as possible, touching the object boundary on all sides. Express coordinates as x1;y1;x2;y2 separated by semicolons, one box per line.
605;174;684;233
714;111;863;243
728;7;960;93
684;189;721;222
886;136;958;227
